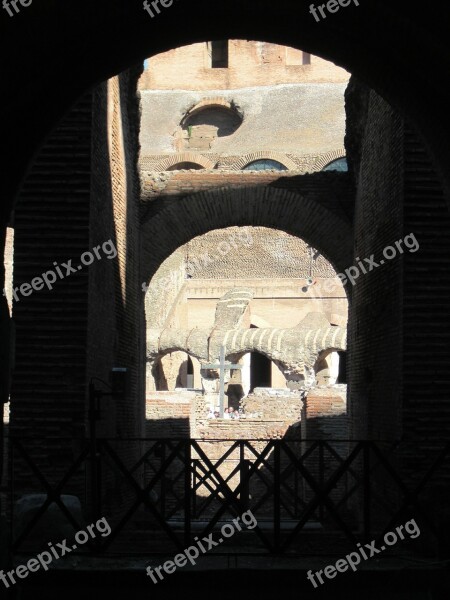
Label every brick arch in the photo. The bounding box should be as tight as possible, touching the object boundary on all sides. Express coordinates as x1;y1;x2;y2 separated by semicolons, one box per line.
313;149;347;172
155;153;216;171
230;152;298;171
180;98;244;126
141;186;353;285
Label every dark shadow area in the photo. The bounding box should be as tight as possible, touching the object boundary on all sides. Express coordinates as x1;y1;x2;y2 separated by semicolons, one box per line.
11;567;450;600
250;352;272;391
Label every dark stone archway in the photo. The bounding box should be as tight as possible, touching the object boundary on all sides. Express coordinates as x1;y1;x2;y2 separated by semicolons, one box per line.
141;186;353;285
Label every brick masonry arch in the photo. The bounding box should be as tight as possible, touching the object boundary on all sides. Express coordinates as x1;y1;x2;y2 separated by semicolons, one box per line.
155;153;216;171
180;98;244;127
314;149;347;171
141;186;353;286
230;152;298;171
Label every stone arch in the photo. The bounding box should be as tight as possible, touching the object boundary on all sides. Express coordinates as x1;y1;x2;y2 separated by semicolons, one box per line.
178;100;243;150
314;149;347;171
155;153;216;171
141;186;353;286
180;98;243;127
230;152;298;171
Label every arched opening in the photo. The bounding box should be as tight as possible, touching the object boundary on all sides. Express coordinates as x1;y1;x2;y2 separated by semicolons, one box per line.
322;157;348;172
207;40;229;69
167;162;204;171
337;350;347;384
314;350;341;386
144;224;348;401
186;355;194;388
243;159;288;171
179;104;242;150
250;350;272;391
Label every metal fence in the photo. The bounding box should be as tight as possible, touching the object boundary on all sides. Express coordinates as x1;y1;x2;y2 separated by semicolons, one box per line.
8;438;450;556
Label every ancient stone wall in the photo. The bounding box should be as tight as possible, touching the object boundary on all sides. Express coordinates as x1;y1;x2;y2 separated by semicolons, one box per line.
139;42;349;91
87;67;143;442
301;386;348;440
9;67;143;488
145;392;196;437
402;127;450;444
11;92;93;447
346;86;404;441
185;227;337;279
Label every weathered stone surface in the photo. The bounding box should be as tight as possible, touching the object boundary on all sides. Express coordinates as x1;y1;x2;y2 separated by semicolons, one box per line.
148;289;346;387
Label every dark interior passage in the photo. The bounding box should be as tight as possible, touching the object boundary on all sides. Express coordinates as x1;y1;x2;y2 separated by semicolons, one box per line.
250;351;272;391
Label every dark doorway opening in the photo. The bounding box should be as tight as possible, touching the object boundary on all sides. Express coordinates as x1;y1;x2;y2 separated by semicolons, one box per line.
337;351;347;384
250;352;272;391
210;40;229;68
187;356;194;389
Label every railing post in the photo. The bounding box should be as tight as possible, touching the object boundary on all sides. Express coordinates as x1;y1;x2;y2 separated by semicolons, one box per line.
273;441;281;553
192;459;197;519
363;442;371;541
184;441;192;547
239;442;249;512
88;382;100;523
9;438;14;549
319;442;324;521
161;442;166;518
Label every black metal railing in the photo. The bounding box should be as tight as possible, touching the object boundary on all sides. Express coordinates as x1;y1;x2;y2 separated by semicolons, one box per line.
8;438;450;556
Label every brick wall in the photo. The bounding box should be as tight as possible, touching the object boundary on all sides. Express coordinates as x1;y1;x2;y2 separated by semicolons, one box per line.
240;390;303;422
348;85;450;446
11;93;93;446
347;88;404;441
301;386;348;440
185;227;337;279
10;92;93;489
87;67;143;442
10;66;143;489
141;183;354;290
145;392;195;437
402;126;450;443
142;171;354;223
145;390;303;441
139;42;349;91
140;149;346;172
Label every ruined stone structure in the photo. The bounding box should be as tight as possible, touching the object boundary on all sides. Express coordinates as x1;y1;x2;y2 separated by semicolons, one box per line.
140;43;350;398
139;42;349;178
144;225;348;392
147;288;347;389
